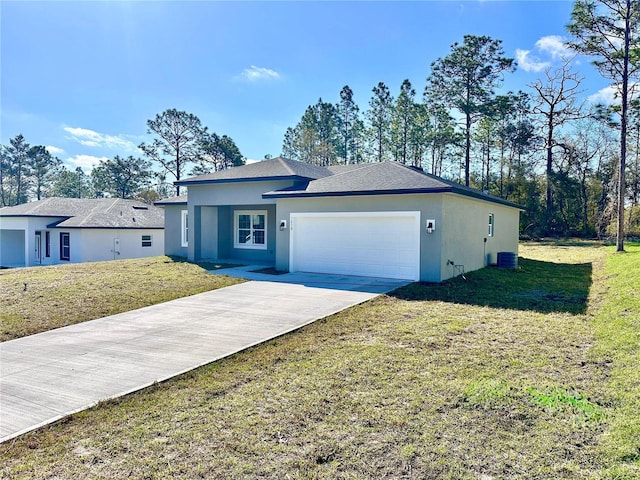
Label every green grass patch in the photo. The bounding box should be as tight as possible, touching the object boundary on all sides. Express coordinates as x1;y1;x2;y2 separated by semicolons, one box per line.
395;244;593;314
0;256;243;341
590;242;640;477
1;242;638;478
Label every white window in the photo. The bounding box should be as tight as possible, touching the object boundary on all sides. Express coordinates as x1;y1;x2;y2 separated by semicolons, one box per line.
181;210;189;247
142;234;152;247
488;213;494;237
60;232;70;261
234;210;267;250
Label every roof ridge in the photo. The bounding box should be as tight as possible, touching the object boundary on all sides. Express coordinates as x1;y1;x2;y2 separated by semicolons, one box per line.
320;162;377;180
277;157;296;176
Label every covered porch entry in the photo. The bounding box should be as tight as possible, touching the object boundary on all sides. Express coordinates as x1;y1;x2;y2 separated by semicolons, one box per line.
190;204;277;265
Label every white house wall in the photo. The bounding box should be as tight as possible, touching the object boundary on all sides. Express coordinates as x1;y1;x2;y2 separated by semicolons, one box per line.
0;216;66;267
73;229;164;262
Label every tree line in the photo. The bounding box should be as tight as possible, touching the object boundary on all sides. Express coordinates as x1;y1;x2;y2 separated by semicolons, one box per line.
282;0;640;247
2;0;637;246
0;109;244;206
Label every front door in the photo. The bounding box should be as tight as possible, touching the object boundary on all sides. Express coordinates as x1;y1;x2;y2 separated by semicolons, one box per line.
35;231;42;264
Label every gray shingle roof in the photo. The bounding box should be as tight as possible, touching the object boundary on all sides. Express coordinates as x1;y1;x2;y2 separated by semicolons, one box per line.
175;156;333;186
158;157;521;209
263;161;521;208
154;194;188;206
0;198;164;229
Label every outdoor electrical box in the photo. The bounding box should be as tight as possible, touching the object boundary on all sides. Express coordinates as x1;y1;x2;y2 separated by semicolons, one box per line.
426;219;436;233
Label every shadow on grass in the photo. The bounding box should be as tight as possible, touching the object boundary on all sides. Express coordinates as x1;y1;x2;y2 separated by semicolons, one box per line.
166;256;246;271
392;257;592;315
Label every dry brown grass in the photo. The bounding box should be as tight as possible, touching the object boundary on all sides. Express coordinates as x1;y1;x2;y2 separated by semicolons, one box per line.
0;256;242;341
1;243;638;478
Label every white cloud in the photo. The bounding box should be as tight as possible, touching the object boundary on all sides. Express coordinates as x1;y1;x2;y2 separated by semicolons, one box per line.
535;35;571;59
516;35;573;73
516;48;550;73
65;154;108;172
63;126;137;150
588;86;618;105
587;84;640;106
241;65;281;82
46;145;64;155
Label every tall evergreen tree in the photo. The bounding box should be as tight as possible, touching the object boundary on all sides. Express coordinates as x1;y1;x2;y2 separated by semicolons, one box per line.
568;0;640;250
193;133;245;174
281;99;340;165
28;145;61;201
423;103;461;176
367;82;394;162
52;166;91;198
139;109;208;196
391;79;416;165
1;135;32;206
91;155;153;199
337;85;361;164
426;35;515;186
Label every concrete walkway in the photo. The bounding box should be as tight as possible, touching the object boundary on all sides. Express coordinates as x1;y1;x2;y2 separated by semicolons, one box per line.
0;270;408;443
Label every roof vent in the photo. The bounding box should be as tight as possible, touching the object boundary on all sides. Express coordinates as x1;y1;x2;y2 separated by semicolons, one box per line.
407;165;424;173
133;205;149;210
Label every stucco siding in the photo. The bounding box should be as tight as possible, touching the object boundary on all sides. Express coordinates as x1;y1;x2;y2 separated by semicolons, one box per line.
0;216;67;266
441;194;520;281
274;194;444;282
186;180;289;206
163;205;188;258
74;229;164;262
0;229;25;267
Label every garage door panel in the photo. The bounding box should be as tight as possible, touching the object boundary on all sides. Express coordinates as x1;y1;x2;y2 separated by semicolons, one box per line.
290;212;420;281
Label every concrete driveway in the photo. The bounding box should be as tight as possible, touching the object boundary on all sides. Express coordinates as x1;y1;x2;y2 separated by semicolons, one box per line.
0;269;409;443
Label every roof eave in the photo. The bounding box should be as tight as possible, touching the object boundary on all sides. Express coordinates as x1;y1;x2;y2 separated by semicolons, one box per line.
175;174;314;187
263;187;524;209
49;225;164;230
263;187;455;199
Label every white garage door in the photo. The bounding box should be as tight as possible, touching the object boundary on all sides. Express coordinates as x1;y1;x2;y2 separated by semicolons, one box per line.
290;211;420;281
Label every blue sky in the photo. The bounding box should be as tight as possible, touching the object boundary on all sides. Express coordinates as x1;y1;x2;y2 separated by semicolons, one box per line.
1;1;612;172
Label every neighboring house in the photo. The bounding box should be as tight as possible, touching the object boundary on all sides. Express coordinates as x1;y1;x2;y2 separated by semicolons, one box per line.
0;198;164;268
156;157;521;282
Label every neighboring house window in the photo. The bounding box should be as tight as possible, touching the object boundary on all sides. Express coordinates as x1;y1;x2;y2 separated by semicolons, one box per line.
234;210;267;249
181;210;189;247
60;233;70;261
488;213;495;237
142;235;152;247
45;231;51;257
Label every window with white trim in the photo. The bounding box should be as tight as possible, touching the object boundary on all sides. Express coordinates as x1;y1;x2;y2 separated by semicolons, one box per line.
60;232;70;261
488;213;494;237
234;210;267;249
142;234;152;247
181;210;189;247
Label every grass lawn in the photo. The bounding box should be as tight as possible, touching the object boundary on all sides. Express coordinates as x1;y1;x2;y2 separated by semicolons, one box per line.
0;256;243;342
1;242;639;479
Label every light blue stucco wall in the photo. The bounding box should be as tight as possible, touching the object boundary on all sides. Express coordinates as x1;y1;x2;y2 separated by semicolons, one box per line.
274;192;520;282
162;205;188;258
184;180;288;263
274;193;445;282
